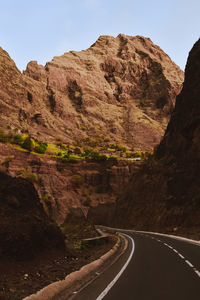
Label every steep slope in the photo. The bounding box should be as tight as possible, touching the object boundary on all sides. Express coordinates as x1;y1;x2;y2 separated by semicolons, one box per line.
115;39;200;239
0;35;183;150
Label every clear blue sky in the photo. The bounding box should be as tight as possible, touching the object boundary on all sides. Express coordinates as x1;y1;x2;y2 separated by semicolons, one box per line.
0;0;199;71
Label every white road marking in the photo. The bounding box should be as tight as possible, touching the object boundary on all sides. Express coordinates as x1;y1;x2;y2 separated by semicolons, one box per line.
98;227;200;281
146;234;200;279
194;270;200;277
96;233;135;300
167;245;173;249
133;229;200;246
178;253;185;259
185;260;194;268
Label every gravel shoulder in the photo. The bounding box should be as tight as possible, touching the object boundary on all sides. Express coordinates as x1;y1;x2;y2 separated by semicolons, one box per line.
0;236;116;300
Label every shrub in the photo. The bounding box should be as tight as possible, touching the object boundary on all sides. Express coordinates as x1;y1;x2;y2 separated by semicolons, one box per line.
83;148;107;161
21;129;29;134
55;137;62;142
60;222;79;235
34;142;48;154
97;154;107;161
83;196;91;207
42;194;52;207
22;137;35;151
26;172;38;183
59;144;68;150
13;134;24;145
71;174;84;187
74;240;85;250
126;152;133;158
4;156;13;163
116;144;127;152
108;156;118;163
107;148;116;152
61;156;68;163
16;168;26;175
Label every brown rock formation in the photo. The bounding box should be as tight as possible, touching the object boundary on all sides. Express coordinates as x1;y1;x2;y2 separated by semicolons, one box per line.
0;143;137;225
0;35;183;150
115;39;200;239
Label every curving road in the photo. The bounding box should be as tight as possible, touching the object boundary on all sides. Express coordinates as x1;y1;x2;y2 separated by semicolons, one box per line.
72;229;200;300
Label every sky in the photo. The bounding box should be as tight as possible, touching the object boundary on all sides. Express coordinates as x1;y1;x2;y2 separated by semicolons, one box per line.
0;0;199;71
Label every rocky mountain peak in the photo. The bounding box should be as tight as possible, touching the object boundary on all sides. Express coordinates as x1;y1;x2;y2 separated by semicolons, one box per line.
0;35;184;150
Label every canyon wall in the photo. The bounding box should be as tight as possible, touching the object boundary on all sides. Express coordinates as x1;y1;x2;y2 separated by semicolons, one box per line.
115;39;200;239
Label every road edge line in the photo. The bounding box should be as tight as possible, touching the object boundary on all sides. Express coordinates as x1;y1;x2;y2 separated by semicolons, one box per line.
23;234;125;300
96;233;135;300
135;230;200;246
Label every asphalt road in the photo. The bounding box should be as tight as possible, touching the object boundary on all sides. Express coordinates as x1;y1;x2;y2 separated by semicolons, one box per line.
72;229;200;300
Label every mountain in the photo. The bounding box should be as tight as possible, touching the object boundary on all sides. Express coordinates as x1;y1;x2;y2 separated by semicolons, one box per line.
115;39;200;239
0;34;183;150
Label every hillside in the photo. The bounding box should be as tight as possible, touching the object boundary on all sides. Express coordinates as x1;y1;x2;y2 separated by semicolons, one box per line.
115;39;200;239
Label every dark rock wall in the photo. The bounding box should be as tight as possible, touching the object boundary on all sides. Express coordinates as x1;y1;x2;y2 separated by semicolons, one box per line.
0;172;65;260
115;39;200;238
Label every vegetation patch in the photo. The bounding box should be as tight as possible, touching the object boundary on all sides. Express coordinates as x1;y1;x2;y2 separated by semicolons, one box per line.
25;172;38;183
0;127;151;163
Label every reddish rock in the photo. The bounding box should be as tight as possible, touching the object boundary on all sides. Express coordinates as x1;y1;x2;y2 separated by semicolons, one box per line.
0;143;137;224
0;35;183;150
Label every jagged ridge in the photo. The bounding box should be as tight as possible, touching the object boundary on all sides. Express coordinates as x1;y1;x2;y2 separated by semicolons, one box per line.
0;35;183;150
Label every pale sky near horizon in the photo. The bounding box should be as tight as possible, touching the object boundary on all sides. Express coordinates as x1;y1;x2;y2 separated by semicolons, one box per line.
0;0;199;71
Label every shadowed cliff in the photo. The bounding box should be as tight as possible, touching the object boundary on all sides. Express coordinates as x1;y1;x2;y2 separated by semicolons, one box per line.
115;39;200;239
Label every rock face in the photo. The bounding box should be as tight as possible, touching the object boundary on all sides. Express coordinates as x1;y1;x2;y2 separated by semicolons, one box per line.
0;171;65;260
0;35;183;150
0;143;137;225
115;39;200;239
